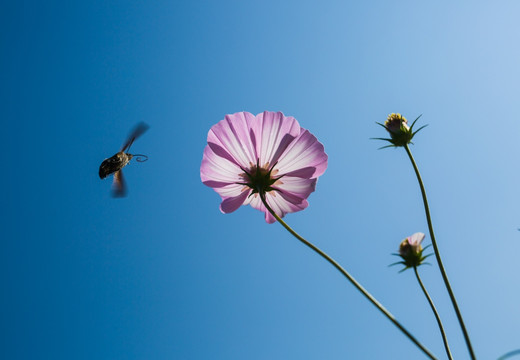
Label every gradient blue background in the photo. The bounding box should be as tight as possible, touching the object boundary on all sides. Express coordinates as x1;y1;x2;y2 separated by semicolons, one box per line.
2;1;520;359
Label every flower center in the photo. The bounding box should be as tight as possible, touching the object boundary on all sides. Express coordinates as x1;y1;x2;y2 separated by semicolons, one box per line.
238;161;282;196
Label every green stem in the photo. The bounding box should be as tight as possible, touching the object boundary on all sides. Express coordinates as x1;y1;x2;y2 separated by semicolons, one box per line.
259;193;438;360
414;267;453;360
404;144;476;360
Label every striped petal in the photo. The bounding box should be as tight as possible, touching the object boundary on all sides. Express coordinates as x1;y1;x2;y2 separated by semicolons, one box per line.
273;177;317;203
275;130;328;179
251;111;301;167
207;112;257;168
247;191;309;223
201;146;242;186
220;190;251;214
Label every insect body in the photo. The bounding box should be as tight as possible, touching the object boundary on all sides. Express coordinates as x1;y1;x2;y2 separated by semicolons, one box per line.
99;122;149;197
99;152;135;179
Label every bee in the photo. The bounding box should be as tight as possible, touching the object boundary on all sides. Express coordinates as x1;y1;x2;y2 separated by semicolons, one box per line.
99;122;149;197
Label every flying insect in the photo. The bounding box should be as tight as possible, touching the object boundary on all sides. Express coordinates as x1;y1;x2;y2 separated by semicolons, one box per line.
99;122;149;197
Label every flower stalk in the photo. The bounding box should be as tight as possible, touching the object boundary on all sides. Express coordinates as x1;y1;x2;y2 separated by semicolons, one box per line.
413;266;453;360
259;192;438;360
404;144;476;360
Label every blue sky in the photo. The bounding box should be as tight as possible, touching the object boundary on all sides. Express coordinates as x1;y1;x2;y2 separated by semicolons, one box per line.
2;1;520;359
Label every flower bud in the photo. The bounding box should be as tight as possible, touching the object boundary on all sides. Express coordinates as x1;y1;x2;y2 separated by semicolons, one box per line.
385;113;409;134
384;113;413;146
375;113;426;148
392;232;431;271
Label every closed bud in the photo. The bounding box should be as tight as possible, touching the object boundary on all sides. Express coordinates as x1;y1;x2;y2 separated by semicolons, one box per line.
384;113;413;146
392;232;431;271
374;113;427;148
385;113;410;134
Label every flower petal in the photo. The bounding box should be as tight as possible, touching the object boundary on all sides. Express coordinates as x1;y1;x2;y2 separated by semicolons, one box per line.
220;189;251;214
207;112;257;168
213;183;249;199
246;191;308;223
267;191;309;218
275;130;328;178
273;177;317;202
251;111;301;167
201;146;243;186
409;232;425;245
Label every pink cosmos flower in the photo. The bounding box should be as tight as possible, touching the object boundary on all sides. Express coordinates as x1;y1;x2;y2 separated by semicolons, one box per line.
201;111;328;223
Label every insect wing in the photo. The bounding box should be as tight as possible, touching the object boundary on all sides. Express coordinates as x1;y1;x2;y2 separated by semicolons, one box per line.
120;122;149;152
112;170;127;197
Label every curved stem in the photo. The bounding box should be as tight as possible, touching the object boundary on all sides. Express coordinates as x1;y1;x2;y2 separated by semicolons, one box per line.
414;267;453;360
404;144;476;360
497;349;520;360
259;193;438;360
